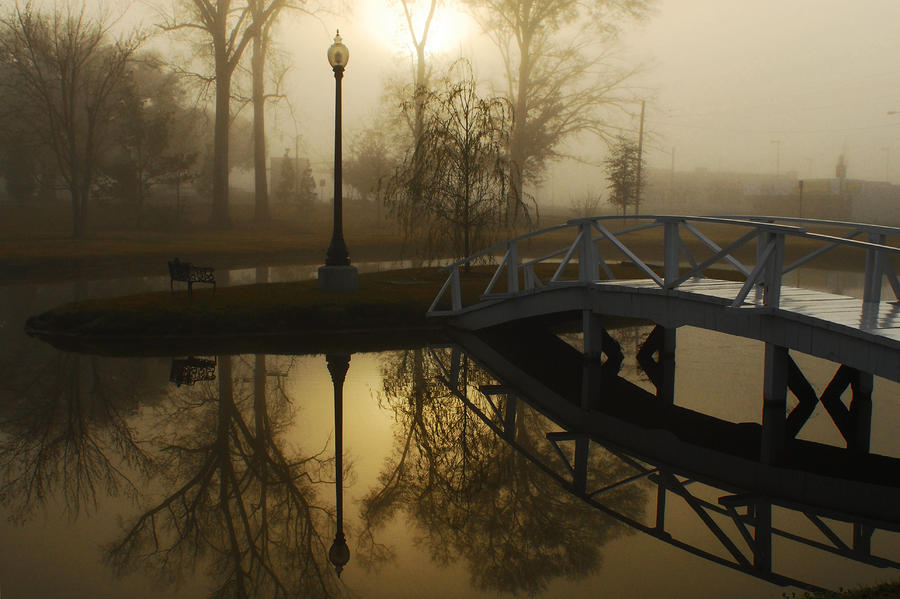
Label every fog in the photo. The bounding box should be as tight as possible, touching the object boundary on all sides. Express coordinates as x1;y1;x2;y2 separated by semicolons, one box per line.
3;0;899;225
269;0;900;201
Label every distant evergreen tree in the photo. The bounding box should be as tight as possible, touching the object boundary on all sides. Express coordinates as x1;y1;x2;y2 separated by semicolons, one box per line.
605;137;644;215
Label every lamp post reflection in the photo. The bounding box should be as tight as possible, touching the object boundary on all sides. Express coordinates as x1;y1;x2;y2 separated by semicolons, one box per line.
327;353;351;576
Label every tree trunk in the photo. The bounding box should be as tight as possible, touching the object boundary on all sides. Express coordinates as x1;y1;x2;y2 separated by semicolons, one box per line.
71;190;84;238
70;169;90;239
251;33;269;224
508;46;530;227
210;39;232;228
410;43;427;230
463;185;471;272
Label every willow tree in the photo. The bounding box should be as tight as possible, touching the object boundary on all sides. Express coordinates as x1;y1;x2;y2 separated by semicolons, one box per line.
363;348;643;595
386;60;509;263
463;0;654;225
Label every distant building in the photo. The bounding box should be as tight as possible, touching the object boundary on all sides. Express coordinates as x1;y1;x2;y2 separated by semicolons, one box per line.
641;156;899;225
641;168;801;216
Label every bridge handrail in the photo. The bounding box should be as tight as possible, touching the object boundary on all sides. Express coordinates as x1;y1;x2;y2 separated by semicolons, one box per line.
717;215;900;238
428;215;900;317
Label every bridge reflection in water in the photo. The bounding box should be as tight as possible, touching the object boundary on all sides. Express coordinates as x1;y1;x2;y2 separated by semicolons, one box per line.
426;324;900;593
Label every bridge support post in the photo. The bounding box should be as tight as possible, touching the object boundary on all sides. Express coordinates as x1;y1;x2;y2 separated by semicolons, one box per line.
753;501;773;573
503;395;518;442
581;311;623;409
578;221;598;283
582;310;604;410
655;470;668;534
761;343;789;464
660;329;676;404
849;371;873;455
583;310;604;360
853;523;874;556
573;434;589;496
863;233;886;305
763;232;785;308
637;326;677;404
663;219;681;286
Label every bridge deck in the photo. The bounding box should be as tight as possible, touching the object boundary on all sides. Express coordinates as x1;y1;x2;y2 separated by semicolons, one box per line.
598;278;900;343
451;279;900;381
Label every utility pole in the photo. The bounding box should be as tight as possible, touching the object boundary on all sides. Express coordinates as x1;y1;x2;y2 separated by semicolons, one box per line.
882;147;890;182
635;100;645;214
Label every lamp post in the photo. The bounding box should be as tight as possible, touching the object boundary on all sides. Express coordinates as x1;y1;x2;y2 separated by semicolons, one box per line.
327;354;351;576
318;31;359;291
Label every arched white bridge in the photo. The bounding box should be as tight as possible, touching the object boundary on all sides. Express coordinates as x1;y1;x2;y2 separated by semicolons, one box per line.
428;215;900;383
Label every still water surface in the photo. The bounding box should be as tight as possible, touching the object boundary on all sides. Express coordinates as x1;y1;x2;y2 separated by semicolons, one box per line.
0;264;897;598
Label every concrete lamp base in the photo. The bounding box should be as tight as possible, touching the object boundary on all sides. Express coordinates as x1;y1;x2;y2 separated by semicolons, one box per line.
318;265;359;292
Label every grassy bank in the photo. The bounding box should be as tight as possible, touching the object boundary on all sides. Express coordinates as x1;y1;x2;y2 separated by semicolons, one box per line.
24;267;493;354
787;581;900;599
2;204;883;284
24;262;734;355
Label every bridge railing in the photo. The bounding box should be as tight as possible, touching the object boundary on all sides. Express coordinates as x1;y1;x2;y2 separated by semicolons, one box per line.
427;215;900;318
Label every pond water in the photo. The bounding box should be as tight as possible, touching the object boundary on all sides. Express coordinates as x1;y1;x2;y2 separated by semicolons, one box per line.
0;264;898;598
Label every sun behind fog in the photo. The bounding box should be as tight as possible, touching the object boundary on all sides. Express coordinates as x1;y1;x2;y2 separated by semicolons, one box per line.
362;2;474;55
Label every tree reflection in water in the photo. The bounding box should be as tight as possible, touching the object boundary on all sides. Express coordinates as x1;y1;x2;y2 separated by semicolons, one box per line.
0;351;154;520
363;348;647;595
106;354;344;598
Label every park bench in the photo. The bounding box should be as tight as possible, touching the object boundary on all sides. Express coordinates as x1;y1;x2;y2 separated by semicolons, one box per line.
168;258;216;297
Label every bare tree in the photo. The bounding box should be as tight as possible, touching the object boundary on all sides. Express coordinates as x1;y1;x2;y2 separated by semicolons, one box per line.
463;0;654;225
344;124;397;224
381;0;440;247
106;355;343;598
161;0;256;228
568;190;604;218
0;3;144;238
247;0;291;223
399;0;438;141
101;53;203;223
0;352;154;521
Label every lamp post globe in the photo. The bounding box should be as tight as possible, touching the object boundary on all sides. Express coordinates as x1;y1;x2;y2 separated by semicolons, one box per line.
318;30;359;291
327;31;349;69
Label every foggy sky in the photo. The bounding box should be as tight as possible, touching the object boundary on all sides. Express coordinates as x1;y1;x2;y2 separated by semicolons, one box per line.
64;0;900;202
271;0;900;205
629;0;900;182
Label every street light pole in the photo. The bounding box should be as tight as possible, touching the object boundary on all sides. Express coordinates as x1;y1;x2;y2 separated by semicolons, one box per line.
319;31;359;291
327;354;351;577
